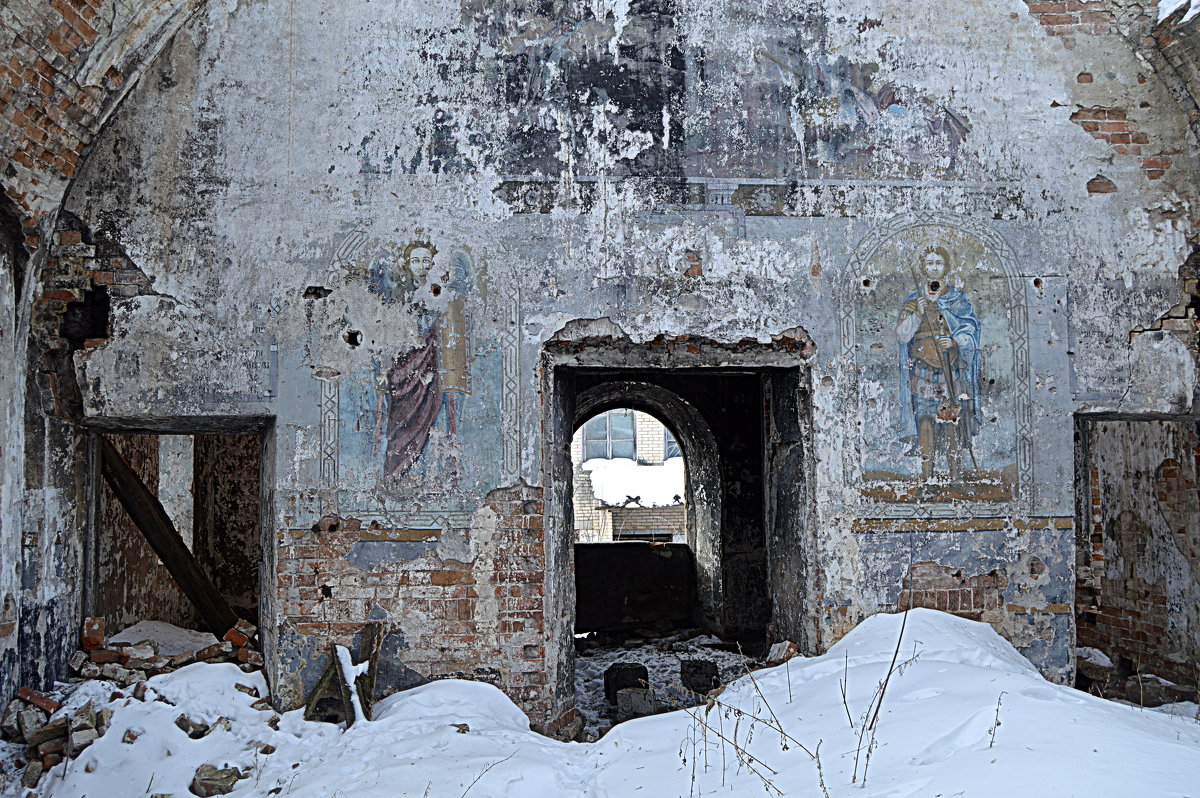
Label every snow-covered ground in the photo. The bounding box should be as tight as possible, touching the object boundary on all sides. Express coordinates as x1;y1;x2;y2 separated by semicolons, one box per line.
583;456;685;507
8;609;1200;797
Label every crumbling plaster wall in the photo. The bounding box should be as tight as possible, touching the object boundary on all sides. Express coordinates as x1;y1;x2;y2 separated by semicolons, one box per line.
24;0;1197;722
0;0;244;705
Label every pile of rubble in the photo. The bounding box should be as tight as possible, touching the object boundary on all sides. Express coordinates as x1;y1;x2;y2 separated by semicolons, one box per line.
1076;647;1198;707
67;617;263;686
0;617;265;793
0;689;109;790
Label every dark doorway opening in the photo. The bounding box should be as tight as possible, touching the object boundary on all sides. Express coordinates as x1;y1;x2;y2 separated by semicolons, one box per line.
557;365;805;647
88;429;265;636
542;332;813;739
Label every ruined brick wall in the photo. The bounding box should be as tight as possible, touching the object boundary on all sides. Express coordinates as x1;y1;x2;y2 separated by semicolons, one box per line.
1;0;204;231
6;0;1199;726
1076;419;1200;686
273;484;568;732
607;505;686;540
0;0;214;700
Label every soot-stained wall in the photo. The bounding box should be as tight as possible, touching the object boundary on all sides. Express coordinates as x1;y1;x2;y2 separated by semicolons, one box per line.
9;0;1197;731
1076;418;1200;686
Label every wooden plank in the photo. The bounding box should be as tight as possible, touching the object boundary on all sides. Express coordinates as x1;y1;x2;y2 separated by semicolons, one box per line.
302;660;337;722
357;622;383;722
98;435;239;636
331;642;360;728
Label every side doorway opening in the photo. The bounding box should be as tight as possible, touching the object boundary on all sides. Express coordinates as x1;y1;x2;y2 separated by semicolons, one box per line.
1073;415;1199;706
85;423;269;651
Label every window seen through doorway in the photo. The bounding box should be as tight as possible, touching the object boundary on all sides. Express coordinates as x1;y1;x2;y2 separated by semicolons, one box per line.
582;408;636;460
572;409;686;543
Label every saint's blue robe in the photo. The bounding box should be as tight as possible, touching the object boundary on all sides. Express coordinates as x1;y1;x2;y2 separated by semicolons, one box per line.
898;285;982;440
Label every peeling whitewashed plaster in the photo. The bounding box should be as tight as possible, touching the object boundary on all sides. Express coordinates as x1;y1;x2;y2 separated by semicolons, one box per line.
6;0;1193;716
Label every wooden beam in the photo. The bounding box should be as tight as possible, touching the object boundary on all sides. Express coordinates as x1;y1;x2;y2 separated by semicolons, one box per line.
98;434;239;636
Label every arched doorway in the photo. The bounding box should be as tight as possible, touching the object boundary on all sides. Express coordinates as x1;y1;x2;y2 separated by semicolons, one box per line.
571;385;724;634
540;332;815;739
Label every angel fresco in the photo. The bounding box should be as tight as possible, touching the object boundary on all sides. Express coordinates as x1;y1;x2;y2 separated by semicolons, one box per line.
894;246;982;483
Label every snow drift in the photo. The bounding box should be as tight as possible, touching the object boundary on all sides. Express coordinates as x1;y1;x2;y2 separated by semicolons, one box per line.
15;609;1200;797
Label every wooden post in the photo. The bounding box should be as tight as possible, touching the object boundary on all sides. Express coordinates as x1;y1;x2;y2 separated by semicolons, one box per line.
98;435;239;636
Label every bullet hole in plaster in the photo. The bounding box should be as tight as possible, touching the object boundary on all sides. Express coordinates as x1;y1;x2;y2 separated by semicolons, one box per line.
1077;72;1093;83
988;378;996;386
320;585;333;599
303;286;333;300
344;330;362;347
867;398;877;408
862;278;873;288
1028;557;1046;578
870;342;884;351
431;284;442;297
1033;278;1043;289
820;376;834;387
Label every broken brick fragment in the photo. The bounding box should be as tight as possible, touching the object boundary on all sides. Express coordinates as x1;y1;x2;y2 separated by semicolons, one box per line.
175;714;207;739
195;641;234;662
24;715;67;747
89;648;122;664
1;699;22;740
121;642;157;661
236;646;264;667
189;763;245;796
36;737;65;757
80;617;105;650
21;760;43;788
18;687;60;714
223;619;257;647
223;627;250;648
66;727;98;757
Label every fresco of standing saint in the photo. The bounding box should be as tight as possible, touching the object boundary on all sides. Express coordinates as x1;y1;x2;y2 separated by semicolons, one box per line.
895;246;982;482
378;242;472;479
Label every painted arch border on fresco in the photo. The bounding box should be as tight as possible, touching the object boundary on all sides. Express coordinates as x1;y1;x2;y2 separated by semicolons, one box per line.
841;211;1034;519
310;228;523;532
